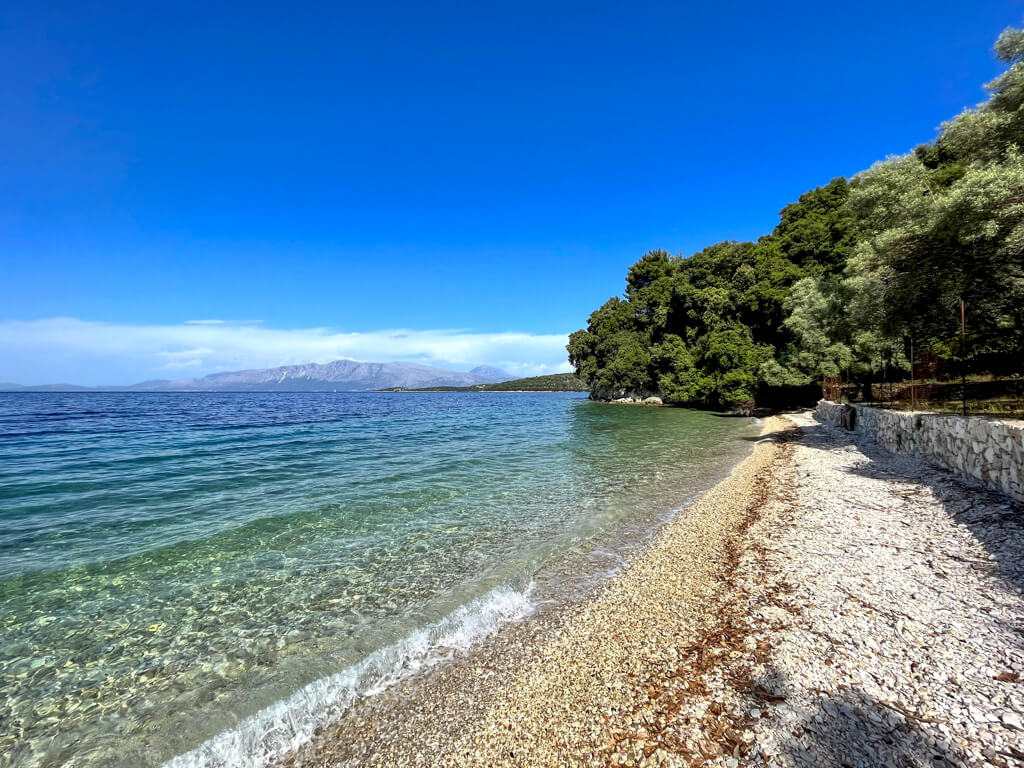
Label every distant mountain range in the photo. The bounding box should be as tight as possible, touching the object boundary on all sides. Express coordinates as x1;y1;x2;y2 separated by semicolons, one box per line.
0;360;515;392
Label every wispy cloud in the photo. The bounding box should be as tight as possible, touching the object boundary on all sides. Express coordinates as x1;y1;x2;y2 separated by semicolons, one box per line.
0;317;572;386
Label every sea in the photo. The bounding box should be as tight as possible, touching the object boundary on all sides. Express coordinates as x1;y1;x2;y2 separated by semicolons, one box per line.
0;392;760;768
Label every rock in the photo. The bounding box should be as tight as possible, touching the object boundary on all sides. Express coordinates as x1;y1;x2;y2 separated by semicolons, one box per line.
642;397;663;406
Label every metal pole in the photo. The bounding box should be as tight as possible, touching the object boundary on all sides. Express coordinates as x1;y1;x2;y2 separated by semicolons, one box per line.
884;350;892;409
961;298;967;417
910;336;915;411
881;353;886;407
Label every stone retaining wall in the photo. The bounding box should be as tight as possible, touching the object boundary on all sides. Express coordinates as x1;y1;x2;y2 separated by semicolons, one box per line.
814;400;1024;502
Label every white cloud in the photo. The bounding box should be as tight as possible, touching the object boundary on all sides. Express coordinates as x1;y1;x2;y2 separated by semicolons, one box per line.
158;347;216;359
0;317;572;385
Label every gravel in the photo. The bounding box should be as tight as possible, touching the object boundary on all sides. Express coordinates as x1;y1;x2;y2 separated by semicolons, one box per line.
737;411;1024;768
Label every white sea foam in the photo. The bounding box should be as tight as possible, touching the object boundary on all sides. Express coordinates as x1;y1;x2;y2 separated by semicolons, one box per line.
160;581;535;768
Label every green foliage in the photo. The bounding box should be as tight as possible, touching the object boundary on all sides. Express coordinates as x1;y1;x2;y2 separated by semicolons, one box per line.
651;334;700;403
696;324;773;406
765;276;855;385
567;295;656;396
848;24;1024;369
567;182;857;407
568;21;1024;405
773;178;859;273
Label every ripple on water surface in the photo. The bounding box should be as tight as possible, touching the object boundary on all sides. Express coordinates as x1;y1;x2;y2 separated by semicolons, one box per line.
0;392;759;768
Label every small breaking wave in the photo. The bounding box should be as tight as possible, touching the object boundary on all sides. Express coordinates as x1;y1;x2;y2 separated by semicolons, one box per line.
160;579;535;768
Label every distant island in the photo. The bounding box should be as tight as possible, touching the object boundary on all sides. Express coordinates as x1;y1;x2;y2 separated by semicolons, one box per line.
377;372;587;392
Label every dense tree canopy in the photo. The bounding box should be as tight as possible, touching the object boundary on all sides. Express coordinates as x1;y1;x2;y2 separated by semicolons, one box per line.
569;23;1024;409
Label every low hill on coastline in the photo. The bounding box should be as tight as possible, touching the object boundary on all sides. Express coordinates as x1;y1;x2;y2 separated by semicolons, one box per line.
378;372;588;392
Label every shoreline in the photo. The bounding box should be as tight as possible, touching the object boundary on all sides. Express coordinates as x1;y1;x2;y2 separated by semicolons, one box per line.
280;415;795;767
151;407;761;768
283;411;1024;767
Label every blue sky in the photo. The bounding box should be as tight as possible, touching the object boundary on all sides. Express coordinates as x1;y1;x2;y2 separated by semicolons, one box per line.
2;1;1023;384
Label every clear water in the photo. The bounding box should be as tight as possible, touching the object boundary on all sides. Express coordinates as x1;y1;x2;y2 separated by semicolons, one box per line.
0;392;759;768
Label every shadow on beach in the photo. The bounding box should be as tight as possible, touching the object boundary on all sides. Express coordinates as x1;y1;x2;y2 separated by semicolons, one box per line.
750;664;974;767
734;423;1022;765
750;415;1024;601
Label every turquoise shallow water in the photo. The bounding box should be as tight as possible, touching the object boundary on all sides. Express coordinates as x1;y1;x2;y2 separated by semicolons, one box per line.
0;392;759;768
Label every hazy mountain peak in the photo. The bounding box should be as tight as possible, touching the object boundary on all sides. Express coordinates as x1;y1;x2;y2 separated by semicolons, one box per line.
468;365;512;382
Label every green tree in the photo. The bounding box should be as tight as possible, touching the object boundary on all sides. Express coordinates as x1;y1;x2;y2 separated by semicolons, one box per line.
568;21;1024;406
848;26;1024;369
696;324;773;407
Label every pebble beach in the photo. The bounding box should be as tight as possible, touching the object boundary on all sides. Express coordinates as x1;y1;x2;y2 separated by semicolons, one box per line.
284;411;1024;768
